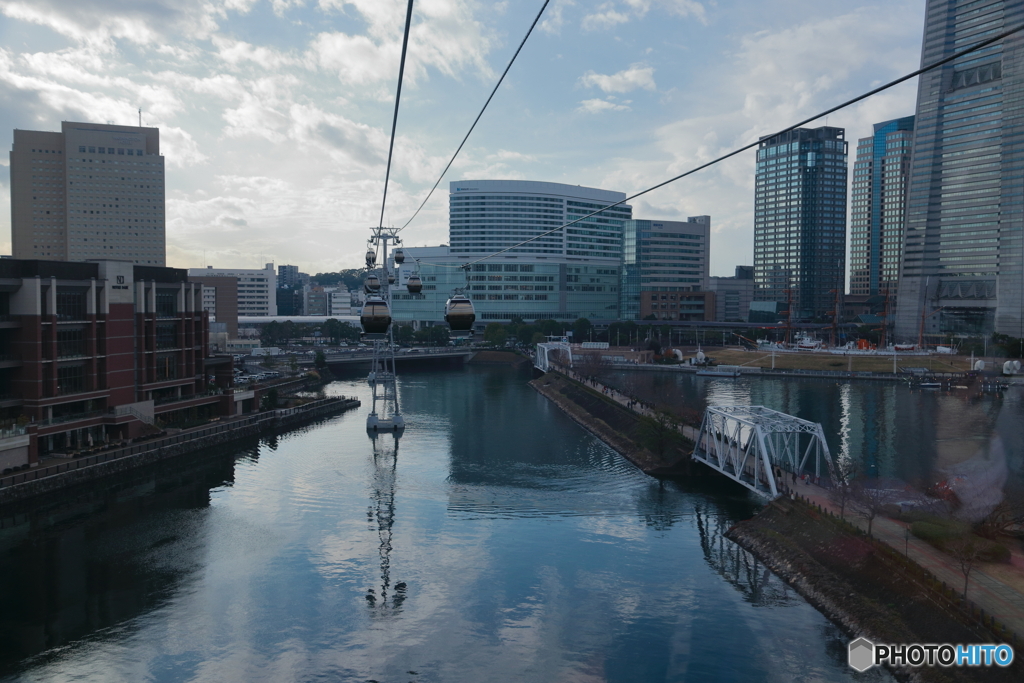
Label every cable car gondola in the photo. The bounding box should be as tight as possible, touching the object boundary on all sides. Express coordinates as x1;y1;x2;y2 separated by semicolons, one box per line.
445;294;476;332
406;274;423;294
364;274;381;293
360;296;392;334
394;249;405;264
388;273;396;285
366;249;376;268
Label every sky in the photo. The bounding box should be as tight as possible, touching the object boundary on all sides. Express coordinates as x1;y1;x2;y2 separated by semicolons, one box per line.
0;0;927;277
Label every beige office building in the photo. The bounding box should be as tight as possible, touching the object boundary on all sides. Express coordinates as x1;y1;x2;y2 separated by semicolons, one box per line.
9;121;165;264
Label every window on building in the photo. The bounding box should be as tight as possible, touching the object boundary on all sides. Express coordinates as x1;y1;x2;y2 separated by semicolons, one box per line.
155;355;177;381
57;328;86;358
57;364;85;395
155;291;177;317
56;291;87;321
156;323;177;349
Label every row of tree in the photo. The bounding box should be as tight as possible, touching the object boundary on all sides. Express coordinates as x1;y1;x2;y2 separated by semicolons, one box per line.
260;319;362;346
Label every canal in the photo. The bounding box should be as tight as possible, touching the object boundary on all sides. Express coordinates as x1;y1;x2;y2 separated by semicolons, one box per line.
603;369;1024;495
0;366;890;682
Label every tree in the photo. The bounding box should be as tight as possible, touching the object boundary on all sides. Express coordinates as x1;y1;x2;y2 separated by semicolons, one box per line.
280;320;297;346
530;331;545;345
289;355;299;373
322;318;342;344
572;317;593;342
483;322;508;346
827;457;859;520
314;350;328;371
947;535;983;599
261;320;281;346
638;412;684;459
261;354;277;369
574;350;608;379
607;321;638;347
849;484;891;538
395;324;415;344
427;325;450;346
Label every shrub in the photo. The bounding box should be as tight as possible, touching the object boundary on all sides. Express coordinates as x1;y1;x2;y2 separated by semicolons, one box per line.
979;542;1011;563
911;521;962;543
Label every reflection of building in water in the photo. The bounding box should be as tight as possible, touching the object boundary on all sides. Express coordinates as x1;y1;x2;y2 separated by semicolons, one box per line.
694;504;796;608
0;449;239;662
836;383;899;481
365;433;406;615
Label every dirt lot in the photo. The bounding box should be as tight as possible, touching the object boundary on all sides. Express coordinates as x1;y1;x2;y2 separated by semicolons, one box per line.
699;347;973;374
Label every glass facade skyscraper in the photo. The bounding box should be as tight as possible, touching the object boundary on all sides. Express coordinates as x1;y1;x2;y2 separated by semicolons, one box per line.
850;117;915;300
753;126;848;320
620;217;710;320
894;0;1024;340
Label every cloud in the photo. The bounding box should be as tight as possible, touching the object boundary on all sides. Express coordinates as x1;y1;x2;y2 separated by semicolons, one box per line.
580;64;656;93
309;0;494;86
0;0;225;50
582;4;630;31
540;0;575;34
577;98;631;113
582;0;706;31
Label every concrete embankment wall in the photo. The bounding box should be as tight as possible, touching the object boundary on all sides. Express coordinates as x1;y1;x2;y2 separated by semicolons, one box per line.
530;372;698;476
0;398;360;506
468;350;532;368
728;498;1021;683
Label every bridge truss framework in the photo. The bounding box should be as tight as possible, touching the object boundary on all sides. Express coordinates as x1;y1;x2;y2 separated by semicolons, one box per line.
692;405;839;499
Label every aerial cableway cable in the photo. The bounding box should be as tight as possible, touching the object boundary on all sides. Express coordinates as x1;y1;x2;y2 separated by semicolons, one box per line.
378;0;416;235
455;22;1024;270
399;0;551;231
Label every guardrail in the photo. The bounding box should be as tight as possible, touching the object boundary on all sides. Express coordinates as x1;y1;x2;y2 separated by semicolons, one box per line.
0;397;359;490
0;423;28;439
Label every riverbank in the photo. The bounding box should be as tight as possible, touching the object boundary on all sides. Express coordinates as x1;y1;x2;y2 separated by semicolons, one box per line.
728;497;1021;682
468;349;532;368
0;397;360;506
530;371;698;476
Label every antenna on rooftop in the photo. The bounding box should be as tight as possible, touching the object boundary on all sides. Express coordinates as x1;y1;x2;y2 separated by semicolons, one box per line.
138;108;142;127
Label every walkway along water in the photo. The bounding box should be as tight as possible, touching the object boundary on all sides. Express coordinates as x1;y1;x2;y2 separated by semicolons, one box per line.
0;397;360;505
537;364;1024;666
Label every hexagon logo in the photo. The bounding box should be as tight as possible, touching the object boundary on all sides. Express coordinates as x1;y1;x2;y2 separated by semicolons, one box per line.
848;637;875;672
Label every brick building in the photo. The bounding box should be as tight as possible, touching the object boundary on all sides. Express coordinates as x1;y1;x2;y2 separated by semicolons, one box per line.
0;259;248;469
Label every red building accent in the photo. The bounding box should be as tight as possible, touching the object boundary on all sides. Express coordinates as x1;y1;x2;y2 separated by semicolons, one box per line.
0;259;244;470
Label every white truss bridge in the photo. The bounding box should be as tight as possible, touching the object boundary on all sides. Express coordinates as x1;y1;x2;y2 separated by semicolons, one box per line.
692;405;839;499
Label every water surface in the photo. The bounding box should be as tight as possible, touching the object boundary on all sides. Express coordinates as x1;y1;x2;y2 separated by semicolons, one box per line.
0;367;890;682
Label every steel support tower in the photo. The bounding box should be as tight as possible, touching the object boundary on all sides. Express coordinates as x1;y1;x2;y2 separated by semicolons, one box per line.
366;228;404;432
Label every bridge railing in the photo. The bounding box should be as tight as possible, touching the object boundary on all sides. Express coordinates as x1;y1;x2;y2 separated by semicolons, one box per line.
691;405;839;499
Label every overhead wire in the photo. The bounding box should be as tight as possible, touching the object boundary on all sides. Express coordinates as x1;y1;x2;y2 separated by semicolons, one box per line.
456;22;1024;270
399;0;551;231
378;0;416;235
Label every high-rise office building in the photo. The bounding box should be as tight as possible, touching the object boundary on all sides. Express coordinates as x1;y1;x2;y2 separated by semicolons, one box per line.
753;126;848;320
620;217;711;320
9;121;165;264
850;117;915;301
895;0;1024;340
449;180;631;265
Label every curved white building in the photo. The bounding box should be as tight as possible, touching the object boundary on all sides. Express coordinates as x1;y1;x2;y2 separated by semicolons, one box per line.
449;180;631;264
